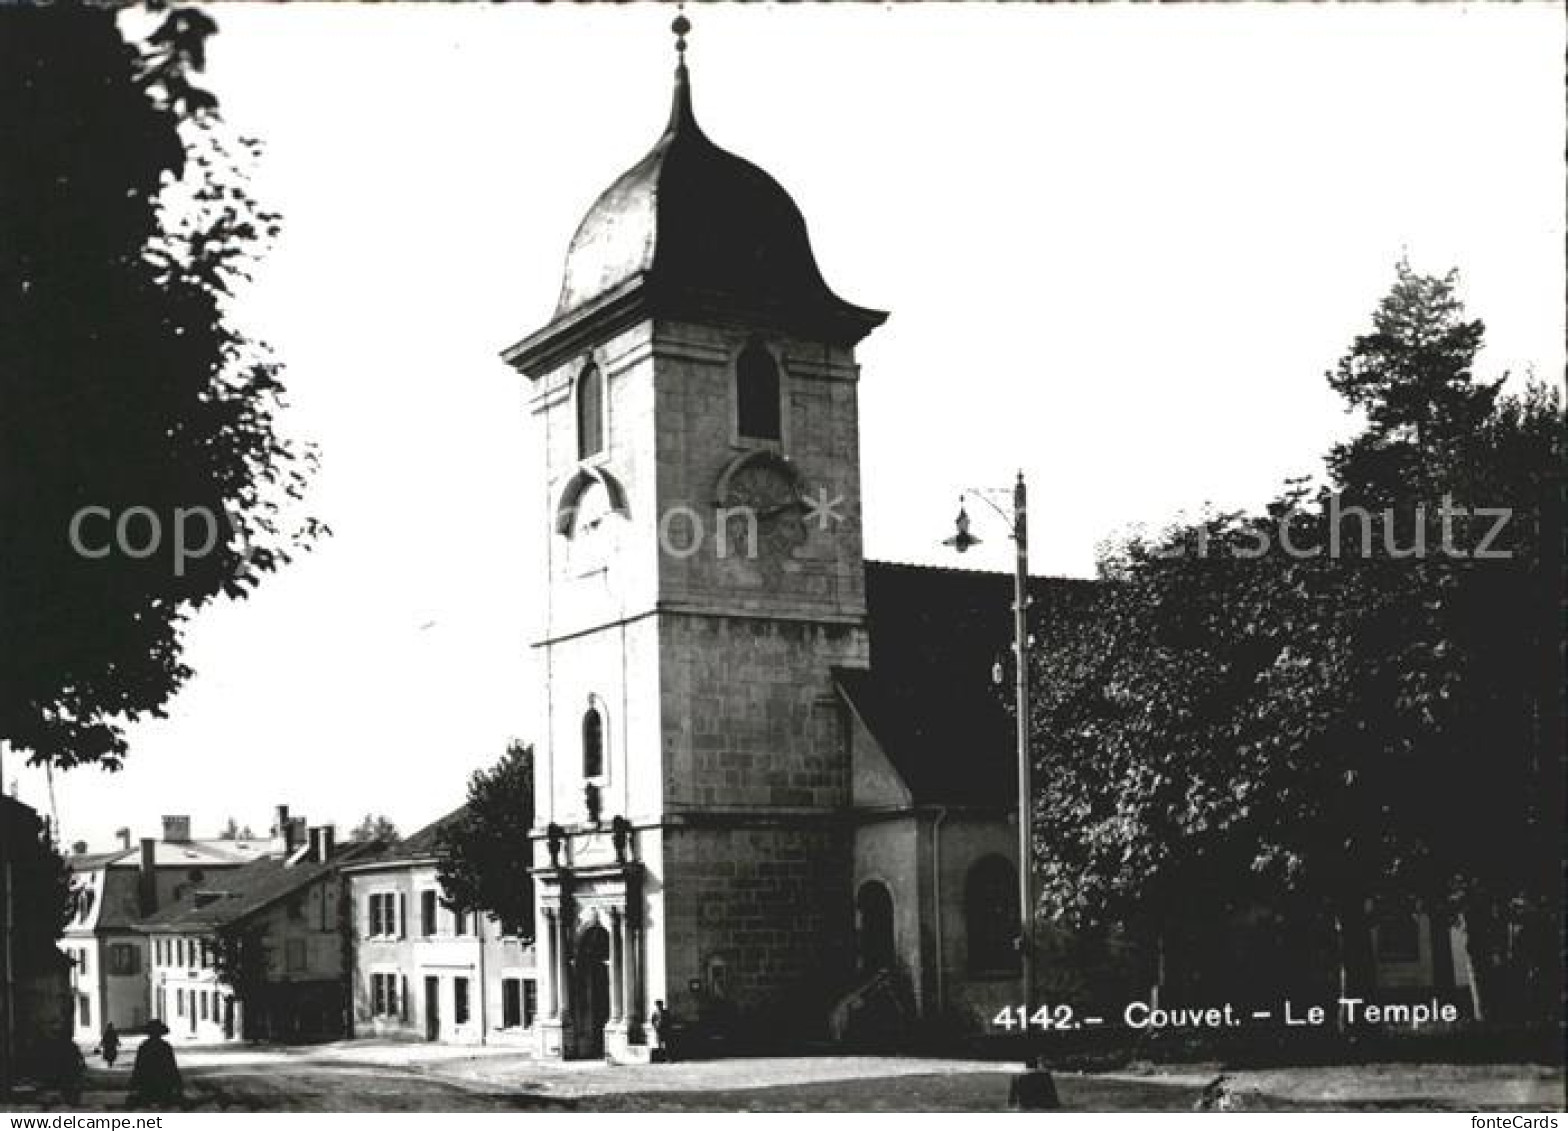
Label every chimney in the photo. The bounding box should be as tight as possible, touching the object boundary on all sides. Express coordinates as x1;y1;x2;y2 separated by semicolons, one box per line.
116;827;132;851
274;805;305;854
138;837;157;915
160;815;191;843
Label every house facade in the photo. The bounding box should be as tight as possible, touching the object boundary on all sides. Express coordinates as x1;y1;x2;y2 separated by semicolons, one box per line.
345;810;537;1046
64;815;273;1041
139;821;367;1043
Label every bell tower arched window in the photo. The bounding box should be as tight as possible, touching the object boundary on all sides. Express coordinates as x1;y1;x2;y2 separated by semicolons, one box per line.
577;363;604;459
581;705;605;780
736;342;781;441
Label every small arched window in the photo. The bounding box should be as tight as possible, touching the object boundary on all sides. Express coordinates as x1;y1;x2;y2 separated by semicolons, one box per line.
965;855;1020;974
582;705;605;779
736;342;781;441
577;364;604;459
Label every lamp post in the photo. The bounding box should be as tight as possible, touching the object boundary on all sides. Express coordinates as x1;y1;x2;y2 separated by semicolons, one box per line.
944;471;1034;1011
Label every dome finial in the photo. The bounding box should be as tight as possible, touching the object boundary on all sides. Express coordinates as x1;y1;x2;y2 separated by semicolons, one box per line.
666;4;696;132
672;7;691;71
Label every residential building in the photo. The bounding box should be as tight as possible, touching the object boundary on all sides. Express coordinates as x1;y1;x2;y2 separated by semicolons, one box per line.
344;809;536;1046
64;814;273;1041
139;822;370;1043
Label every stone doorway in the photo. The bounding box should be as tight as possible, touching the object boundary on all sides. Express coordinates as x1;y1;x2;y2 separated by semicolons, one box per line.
573;924;610;1058
857;880;896;973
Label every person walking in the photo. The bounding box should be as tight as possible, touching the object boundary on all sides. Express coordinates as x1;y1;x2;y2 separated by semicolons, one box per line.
127;1020;182;1107
98;1022;120;1068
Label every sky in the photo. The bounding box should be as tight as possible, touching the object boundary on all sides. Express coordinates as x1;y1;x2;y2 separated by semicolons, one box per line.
17;1;1565;850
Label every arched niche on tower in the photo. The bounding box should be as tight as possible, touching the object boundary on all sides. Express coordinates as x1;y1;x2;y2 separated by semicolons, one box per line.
555;465;630;537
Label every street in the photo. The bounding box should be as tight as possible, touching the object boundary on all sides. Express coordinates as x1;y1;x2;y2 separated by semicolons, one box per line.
7;1039;1560;1113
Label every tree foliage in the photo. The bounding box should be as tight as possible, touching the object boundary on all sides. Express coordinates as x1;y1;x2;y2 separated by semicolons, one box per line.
1028;262;1563;1022
436;741;536;939
0;4;321;770
217;817;255;840
212;925;269;1005
348;814;399;844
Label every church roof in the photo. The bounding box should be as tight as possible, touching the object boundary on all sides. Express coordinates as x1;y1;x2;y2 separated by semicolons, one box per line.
505;30;886;376
840;561;1099;807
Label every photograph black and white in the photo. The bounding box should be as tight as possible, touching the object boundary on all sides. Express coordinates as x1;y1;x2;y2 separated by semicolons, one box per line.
1;0;1563;1116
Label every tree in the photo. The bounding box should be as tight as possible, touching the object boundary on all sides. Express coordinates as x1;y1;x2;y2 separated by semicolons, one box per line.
436;742;535;939
4;802;76;970
0;5;322;771
212;924;269;1026
1027;263;1562;1023
348;814;399;844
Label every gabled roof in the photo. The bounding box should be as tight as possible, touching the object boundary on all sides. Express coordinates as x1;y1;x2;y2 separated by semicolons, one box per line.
339;806;467;873
837;561;1099;807
67;848;133;872
136;841;380;934
69;839;267;873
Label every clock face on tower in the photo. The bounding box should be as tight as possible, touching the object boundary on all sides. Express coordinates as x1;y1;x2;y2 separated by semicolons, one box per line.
719;462;806;560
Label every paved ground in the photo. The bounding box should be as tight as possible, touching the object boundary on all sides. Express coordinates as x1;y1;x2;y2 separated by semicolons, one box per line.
7;1038;1562;1113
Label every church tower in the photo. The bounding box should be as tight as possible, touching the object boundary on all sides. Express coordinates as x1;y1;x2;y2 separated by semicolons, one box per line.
503;17;886;1060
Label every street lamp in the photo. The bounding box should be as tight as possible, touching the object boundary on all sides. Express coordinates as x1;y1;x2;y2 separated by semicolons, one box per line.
945;471;1035;1012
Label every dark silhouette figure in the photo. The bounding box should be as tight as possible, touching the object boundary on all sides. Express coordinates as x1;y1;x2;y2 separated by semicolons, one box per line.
650;999;672;1063
99;1023;120;1067
128;1020;183;1107
1007;1055;1060;1111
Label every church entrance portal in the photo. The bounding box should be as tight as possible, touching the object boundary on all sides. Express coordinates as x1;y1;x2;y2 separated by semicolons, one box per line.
573;924;610;1058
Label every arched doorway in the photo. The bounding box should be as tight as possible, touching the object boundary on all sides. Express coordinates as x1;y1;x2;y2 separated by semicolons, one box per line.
856;881;896;974
572;924;610;1058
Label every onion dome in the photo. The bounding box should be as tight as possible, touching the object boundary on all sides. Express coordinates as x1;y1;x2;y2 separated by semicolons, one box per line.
506;17;886;376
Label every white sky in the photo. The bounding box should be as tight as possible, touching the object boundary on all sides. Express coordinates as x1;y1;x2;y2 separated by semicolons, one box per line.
19;1;1565;850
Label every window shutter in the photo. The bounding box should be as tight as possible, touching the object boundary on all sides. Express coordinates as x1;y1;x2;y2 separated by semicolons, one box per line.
398;893;407;939
400;975;409;1022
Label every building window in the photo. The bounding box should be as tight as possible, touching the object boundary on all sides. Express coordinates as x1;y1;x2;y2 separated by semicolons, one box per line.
368;892;401;938
501;978;522;1028
200;992;209;1022
501;978;535;1029
176;989;185;1017
1376;913;1421;963
453;977;471;1026
371;972;401;1018
78;994;91;1028
420;891;438;938
285;938;308;972
453;908;469;936
582;706;605;780
108;943;140;977
965;855;1020;975
576;363;604;459
736;341;782;441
